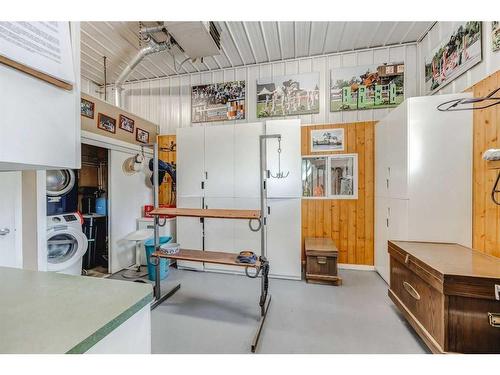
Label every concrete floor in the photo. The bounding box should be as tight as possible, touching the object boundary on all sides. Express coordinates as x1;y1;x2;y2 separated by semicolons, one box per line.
148;268;429;354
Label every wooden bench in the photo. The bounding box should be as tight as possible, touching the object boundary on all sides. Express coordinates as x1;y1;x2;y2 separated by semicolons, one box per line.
305;237;342;286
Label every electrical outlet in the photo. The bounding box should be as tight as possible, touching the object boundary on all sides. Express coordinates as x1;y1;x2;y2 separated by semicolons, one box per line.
495;285;500;301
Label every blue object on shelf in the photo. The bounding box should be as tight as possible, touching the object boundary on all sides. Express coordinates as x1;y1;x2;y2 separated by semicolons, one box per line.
95;197;107;215
144;236;172;281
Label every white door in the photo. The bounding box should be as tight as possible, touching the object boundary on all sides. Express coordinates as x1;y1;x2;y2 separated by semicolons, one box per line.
108;149;153;273
204;125;234;197
234;123;264;198
203;197;238;273
0;172;22;268
176;196;204;271
177;126;205;197
265;120;302;198
266;198;301;279
374;196;389;283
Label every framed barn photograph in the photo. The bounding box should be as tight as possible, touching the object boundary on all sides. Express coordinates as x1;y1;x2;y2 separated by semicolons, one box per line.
311;128;345;152
191;80;246;123
81;98;95;119
257;73;320;118
330;63;405;112
424;21;482;94
119;114;135;133
136;128;149;144
97;113;116;134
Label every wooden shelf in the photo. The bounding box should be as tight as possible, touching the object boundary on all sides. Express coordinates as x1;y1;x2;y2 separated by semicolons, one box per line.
152;249;261;268
487;160;500;170
149;207;261;220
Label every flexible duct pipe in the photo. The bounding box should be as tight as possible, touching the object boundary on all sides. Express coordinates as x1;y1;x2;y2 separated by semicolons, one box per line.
114;37;170;107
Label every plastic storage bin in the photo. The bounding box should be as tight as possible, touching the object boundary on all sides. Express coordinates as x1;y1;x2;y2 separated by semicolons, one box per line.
144;236;172;281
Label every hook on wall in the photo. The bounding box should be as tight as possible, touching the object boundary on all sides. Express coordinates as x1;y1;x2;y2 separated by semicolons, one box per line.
269;136;290;179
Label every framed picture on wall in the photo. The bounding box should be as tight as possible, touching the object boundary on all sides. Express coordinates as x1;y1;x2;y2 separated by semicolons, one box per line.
310;128;345;152
328;154;358;199
97;113;116;134
330;63;405;112
492;21;500;52
424;21;482;94
136;128;149;144
81;98;95;119
302;156;327;198
119;114;135;133
191;81;246;123
256;72;320;118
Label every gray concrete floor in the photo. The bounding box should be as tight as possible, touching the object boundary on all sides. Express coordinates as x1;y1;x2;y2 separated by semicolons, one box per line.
147;268;429;354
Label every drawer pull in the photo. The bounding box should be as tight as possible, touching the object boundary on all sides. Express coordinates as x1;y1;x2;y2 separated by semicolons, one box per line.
403;281;421;300
488;313;500;327
317;256;327;265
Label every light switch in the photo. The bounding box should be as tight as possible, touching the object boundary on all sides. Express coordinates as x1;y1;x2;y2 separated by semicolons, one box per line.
495;285;500;301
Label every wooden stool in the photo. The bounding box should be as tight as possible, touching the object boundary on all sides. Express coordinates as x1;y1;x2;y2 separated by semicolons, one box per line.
305;237;342;286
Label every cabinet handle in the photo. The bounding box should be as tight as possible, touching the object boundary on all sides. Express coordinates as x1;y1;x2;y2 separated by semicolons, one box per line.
403;281;421;300
267;206;271;215
488;313;500;327
317;256;327;265
386;178;389;189
205;171;208;179
201;181;205;189
386;218;389;228
0;228;10;236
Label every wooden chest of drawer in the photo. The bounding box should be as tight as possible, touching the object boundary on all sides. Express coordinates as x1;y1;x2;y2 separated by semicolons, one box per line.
305;237;341;286
388;241;500;354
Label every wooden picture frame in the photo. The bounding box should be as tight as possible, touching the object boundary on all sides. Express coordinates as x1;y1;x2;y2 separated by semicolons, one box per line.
119;114;135;133
97;113;116;134
81;98;95;119
136;128;149;144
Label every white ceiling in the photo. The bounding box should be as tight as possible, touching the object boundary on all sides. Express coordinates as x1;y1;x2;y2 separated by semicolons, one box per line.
80;21;434;85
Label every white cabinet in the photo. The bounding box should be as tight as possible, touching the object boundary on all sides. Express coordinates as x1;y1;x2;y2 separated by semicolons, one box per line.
176;196;204;271
234;123;264;198
266;198;301;279
176;127;205;197
0;172;22;268
374;94;473;283
265;120;302;198
204;125;234;197
0;22;81;171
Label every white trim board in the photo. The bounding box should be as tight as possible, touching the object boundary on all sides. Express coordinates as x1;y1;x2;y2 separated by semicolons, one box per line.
81;130;153;157
338;263;375;271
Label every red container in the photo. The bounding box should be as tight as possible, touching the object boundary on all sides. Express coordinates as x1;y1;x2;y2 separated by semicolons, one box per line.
143;205;154;218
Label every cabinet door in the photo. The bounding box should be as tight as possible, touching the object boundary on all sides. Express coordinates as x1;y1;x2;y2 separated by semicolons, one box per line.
374;196;389;284
266;198;301;279
234;123;264;198
0;172;22;268
203;197;237;273
176;196;204;271
265;120;302;198
375;120;389;198
388;198;409;241
386;103;408;199
176;127;205;197
204;125;234;197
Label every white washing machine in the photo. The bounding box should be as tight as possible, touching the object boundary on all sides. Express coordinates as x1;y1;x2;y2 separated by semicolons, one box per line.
47;213;88;275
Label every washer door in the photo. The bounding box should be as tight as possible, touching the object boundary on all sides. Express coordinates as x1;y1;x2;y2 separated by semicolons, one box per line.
47;227;88;272
46;169;76;197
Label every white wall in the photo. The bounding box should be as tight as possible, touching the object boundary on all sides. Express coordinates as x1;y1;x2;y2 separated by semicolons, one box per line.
417;21;500;95
83;44;418;134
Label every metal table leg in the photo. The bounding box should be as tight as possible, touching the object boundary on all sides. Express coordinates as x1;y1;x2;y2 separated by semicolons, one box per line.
150;255;181;310
251;257;271;353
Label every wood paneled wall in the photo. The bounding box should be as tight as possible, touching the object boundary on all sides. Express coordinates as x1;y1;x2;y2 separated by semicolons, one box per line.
158;135;176;206
470;71;500;258
301;122;375;265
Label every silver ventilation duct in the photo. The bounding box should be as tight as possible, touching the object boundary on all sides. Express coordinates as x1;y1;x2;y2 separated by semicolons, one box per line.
114;36;170;107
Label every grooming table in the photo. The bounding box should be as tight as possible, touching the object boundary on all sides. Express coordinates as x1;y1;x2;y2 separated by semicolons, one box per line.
150;248;270;353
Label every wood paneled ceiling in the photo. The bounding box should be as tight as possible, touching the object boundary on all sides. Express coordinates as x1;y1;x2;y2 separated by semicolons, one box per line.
81;21;434;85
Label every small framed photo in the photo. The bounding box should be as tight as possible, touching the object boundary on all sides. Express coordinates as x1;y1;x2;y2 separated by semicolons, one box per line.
119;114;135;133
81;98;95;119
136;128;149;144
328;154;358;199
97;113;116;134
311;128;344;153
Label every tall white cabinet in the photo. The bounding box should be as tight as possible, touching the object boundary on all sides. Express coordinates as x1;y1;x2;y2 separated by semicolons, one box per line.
374;94;473;283
176;120;302;280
